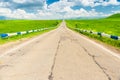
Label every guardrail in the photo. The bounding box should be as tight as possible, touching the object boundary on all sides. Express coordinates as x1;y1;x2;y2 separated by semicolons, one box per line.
75;28;120;40
0;27;55;38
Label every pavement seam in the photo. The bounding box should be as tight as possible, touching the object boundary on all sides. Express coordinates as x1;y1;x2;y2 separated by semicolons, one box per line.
48;37;61;80
82;47;111;80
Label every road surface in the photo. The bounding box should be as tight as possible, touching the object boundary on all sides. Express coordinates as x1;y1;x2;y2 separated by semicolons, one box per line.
0;22;120;80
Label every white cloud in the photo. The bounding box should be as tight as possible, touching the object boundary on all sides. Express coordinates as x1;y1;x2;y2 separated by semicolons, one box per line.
10;9;36;19
0;2;10;7
43;1;103;19
48;0;74;12
13;0;27;3
12;0;44;4
62;8;101;18
66;0;120;7
101;0;120;6
0;8;11;16
0;8;37;19
0;0;119;19
13;8;101;19
37;10;52;16
80;0;95;7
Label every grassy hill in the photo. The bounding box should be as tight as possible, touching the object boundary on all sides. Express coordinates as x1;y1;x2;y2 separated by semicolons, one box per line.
107;13;120;19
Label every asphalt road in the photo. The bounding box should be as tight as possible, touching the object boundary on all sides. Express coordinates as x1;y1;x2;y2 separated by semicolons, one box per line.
0;22;120;80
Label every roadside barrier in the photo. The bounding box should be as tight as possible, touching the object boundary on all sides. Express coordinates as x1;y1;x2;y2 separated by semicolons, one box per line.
0;27;54;38
75;28;120;40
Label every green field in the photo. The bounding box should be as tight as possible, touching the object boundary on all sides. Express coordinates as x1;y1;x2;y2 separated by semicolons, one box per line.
0;20;61;33
66;14;120;48
0;20;61;44
66;19;120;36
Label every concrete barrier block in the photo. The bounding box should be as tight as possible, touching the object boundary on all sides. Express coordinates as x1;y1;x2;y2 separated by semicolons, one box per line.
29;30;33;33
110;35;118;40
8;33;17;37
17;32;21;35
97;32;102;36
92;32;97;34
21;31;26;34
34;30;37;32
102;33;110;38
90;31;93;33
118;37;120;40
1;34;8;38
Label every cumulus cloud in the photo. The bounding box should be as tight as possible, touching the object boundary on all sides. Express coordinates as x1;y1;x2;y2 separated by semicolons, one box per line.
61;7;102;18
0;8;37;19
101;0;120;6
0;8;11;16
0;0;45;12
66;0;120;7
0;2;10;7
13;0;27;3
0;0;120;19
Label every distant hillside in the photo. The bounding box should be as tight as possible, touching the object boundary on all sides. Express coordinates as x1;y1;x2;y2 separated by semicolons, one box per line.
107;13;120;19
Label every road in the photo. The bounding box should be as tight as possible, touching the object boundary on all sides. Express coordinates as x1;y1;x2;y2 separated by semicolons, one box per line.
0;22;120;80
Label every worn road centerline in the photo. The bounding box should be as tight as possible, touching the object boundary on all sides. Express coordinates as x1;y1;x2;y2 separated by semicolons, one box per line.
48;37;61;80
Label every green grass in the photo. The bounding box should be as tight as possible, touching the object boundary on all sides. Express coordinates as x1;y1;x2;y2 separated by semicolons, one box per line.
66;19;120;36
0;28;56;44
107;13;120;19
0;20;61;33
76;30;120;48
0;20;61;44
66;19;120;48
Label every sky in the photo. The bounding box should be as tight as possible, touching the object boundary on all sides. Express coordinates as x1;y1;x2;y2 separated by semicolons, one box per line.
0;0;120;19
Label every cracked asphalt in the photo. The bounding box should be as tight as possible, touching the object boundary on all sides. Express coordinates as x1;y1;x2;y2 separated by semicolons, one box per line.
0;22;120;80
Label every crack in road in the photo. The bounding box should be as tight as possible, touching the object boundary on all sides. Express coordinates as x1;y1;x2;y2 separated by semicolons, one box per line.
48;37;61;80
63;29;112;80
0;65;10;69
82;47;111;80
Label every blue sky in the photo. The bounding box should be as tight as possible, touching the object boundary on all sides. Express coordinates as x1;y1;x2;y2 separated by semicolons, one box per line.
0;0;120;19
47;0;60;5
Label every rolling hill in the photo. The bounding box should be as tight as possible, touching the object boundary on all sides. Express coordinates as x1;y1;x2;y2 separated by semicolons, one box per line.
107;13;120;19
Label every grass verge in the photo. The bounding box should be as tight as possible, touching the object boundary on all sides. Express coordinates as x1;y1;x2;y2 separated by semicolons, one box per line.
0;27;56;45
66;22;120;49
0;20;61;45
